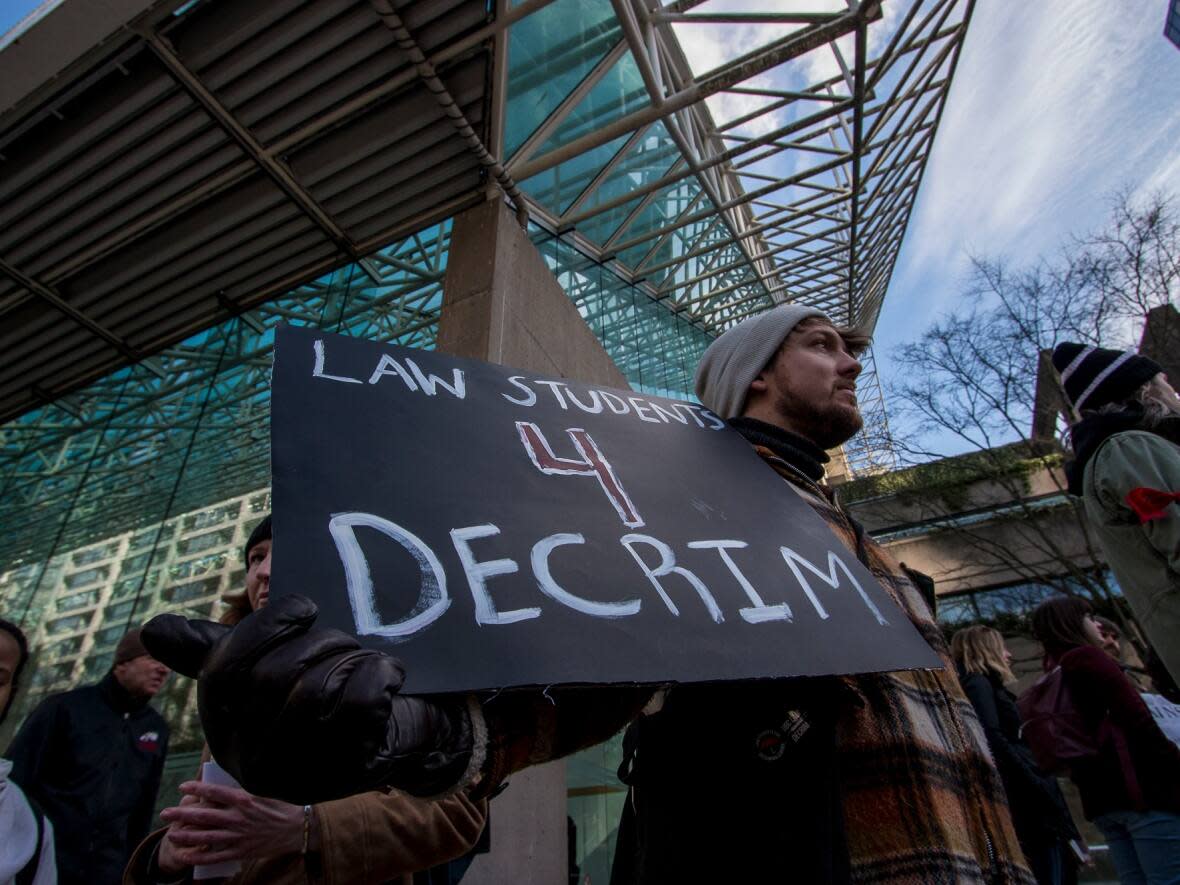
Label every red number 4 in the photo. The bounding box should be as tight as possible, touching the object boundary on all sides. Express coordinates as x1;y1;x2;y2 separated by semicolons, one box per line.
516;422;645;529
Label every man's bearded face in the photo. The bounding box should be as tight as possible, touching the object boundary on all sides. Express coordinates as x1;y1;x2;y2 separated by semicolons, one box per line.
757;320;864;449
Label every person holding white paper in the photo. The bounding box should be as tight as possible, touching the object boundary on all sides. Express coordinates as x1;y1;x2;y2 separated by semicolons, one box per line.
126;516;487;885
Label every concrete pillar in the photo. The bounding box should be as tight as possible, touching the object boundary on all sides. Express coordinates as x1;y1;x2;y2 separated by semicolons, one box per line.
437;197;630;885
1139;304;1180;388
438;198;629;390
1031;348;1071;439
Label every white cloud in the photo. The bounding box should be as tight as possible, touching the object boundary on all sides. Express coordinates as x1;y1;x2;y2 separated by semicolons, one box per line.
872;0;1180;455
892;0;1180;298
668;2;906;146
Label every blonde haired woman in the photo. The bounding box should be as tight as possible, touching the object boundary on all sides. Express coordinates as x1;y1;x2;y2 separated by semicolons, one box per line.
952;625;1079;885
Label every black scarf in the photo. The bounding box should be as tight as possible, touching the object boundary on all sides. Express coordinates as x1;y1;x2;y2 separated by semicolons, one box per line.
727;417;829;482
1066;404;1180;495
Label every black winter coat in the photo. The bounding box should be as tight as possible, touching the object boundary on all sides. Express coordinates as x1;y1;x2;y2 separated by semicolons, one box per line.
958;669;1076;846
6;673;169;885
609;679;849;884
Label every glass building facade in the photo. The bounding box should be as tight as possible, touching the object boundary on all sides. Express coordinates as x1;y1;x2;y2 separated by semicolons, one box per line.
1;0;976;873
0;218;709;870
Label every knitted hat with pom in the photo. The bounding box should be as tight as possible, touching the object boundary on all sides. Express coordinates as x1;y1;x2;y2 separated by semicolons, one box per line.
1051;343;1161;413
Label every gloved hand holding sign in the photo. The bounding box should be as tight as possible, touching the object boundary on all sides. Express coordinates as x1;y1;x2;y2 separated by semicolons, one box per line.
142;595;473;804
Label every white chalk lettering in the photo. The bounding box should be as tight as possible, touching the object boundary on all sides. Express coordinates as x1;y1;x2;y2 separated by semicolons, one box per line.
328;512;450;639
673;403;706;427
517;422;645;528
687;539;792;624
628;397;661;423
565;388;604;414
313;339;362;384
450;524;540;626
405;358;466;398
651;402;689;425
620;533;724;623
367;353;418;390
779;546;889;625
531;533;641;618
696;406;726;430
534;379;570;410
502;376;538;407
599;391;631;415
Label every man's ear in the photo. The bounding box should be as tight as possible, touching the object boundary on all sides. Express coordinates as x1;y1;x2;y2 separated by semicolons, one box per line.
749;373;769;394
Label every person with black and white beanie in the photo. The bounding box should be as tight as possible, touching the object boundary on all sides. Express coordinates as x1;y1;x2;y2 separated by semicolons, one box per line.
1052;342;1180;685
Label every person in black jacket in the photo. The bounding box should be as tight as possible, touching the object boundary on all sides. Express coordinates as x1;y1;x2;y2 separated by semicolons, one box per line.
6;628;170;885
952;625;1081;885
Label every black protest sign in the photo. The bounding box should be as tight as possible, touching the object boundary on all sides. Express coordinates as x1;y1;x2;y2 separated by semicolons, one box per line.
270;325;939;693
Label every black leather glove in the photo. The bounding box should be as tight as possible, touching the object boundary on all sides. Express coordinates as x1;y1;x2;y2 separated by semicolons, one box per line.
142;595;473;804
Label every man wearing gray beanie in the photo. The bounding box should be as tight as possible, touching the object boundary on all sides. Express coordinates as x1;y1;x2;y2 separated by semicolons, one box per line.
142;306;1033;883
695;304;867;450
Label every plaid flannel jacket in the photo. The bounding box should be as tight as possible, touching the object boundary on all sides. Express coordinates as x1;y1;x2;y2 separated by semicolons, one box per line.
754;448;1034;883
473;446;1034;884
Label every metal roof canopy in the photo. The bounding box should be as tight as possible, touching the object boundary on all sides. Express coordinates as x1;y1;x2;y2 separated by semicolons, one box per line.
0;0;975;428
0;0;982;582
0;0;497;422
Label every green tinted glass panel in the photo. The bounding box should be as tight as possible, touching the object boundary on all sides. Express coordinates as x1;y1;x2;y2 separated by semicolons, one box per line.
521;132;632;217
572;121;680;219
577;193;646;245
530;229;713;402
536;51;647;155
612;178;702;256
619;211;729;290
504;0;620;157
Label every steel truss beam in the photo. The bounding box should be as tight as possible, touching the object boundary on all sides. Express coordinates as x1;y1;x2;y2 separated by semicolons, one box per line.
499;0;973;471
2;0;976;574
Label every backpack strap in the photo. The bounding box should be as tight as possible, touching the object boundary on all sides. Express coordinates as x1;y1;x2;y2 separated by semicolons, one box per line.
15;793;45;885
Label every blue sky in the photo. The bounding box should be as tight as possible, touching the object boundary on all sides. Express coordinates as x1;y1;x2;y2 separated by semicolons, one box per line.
0;0;55;45
0;0;23;35
677;0;1180;454
875;1;1180;399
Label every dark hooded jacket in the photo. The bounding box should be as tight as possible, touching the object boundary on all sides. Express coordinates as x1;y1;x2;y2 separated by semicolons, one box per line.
956;668;1077;847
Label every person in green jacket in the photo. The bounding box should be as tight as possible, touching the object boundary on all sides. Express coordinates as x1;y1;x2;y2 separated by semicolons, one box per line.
1052;342;1180;686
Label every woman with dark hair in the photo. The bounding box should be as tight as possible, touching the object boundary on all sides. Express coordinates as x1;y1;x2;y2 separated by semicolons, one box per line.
952;625;1079;884
1030;595;1180;884
1;617;56;884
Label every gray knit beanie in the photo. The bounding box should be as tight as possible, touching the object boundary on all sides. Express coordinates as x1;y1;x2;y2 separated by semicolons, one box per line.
694;304;828;419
